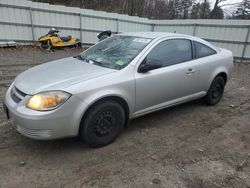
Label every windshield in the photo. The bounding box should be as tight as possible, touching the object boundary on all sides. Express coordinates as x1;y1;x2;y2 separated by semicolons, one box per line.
79;36;151;70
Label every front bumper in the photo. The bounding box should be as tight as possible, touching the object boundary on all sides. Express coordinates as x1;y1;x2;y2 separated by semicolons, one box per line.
4;85;88;140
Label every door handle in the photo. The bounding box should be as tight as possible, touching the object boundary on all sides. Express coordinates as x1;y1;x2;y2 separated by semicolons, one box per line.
186;68;197;74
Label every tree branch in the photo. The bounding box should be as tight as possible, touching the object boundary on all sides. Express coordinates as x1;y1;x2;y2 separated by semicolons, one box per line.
219;2;241;8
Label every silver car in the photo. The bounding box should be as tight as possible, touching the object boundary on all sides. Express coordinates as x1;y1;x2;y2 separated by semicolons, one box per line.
3;32;234;147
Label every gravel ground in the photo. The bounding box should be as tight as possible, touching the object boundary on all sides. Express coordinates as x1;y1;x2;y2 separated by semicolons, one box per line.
0;47;249;188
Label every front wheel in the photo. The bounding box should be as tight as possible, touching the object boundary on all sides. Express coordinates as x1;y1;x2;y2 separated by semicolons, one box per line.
80;101;125;148
205;76;225;105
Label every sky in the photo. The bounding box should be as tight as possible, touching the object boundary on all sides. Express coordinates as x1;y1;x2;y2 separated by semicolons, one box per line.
197;0;242;7
199;0;243;15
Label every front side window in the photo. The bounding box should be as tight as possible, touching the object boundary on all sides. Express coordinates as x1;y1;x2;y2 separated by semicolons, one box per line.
144;39;193;68
79;36;151;70
194;41;216;58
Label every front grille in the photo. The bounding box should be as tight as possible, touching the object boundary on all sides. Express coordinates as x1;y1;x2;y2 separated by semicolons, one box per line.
15;87;26;97
10;86;27;103
11;91;21;103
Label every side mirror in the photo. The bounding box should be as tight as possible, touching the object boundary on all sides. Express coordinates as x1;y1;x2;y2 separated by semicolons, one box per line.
138;59;162;73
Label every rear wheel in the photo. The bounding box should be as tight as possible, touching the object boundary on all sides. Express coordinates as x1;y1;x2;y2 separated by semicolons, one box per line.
205;76;225;105
80;101;125;148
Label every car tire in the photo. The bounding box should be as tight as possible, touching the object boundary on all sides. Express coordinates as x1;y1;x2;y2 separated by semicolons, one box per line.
80;101;125;148
205;76;225;106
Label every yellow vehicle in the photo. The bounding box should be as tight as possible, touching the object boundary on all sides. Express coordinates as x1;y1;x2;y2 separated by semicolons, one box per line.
38;28;81;50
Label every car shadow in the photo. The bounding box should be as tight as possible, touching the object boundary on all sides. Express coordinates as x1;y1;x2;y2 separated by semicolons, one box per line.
125;99;205;134
6;99;205;152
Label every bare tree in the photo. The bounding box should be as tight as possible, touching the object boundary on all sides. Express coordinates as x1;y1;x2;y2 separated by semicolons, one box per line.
233;0;250;19
31;0;230;20
201;0;207;18
211;0;230;18
190;1;211;19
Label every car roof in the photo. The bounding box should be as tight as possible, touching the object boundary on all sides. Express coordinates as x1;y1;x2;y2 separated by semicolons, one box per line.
117;32;218;51
117;32;187;39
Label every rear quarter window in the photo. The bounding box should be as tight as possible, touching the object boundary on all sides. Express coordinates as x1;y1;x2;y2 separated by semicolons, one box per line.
194;41;217;59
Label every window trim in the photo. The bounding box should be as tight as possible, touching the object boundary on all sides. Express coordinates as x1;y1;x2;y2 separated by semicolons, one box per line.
138;38;194;72
193;41;217;59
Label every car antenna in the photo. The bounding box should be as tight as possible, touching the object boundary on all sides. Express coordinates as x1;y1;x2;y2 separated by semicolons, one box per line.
174;30;176;33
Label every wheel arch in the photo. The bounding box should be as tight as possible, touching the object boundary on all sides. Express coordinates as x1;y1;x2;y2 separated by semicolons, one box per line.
208;66;228;91
78;95;130;135
216;72;227;84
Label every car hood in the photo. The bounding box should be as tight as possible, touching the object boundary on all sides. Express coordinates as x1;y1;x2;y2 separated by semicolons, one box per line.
14;57;116;95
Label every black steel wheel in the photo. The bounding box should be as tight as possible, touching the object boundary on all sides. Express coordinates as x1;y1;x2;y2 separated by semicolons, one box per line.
205;76;225;105
80;101;125;148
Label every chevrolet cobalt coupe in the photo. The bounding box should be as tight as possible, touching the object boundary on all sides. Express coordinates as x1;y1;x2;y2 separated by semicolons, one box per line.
3;32;234;147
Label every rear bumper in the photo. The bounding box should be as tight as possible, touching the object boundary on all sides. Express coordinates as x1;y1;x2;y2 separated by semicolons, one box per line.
4;85;88;140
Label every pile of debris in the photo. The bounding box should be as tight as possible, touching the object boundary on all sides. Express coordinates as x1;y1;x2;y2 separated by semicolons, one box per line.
0;41;17;48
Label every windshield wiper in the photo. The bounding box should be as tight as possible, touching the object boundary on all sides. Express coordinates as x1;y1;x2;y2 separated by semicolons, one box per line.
74;54;102;65
74;54;109;66
74;54;113;69
90;59;104;66
74;54;89;62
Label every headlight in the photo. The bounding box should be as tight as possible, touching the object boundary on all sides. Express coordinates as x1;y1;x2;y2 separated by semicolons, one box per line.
27;91;71;111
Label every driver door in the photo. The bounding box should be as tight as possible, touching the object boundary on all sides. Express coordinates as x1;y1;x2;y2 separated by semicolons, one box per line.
134;39;198;115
